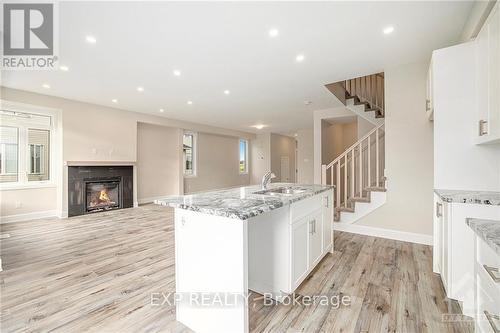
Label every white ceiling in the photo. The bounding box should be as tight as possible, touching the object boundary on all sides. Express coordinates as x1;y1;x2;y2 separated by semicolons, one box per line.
2;1;472;134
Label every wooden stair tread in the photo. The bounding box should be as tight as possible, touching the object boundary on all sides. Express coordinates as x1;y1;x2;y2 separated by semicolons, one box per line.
348;196;371;203
354;101;370;107
364;186;387;192
336;206;355;213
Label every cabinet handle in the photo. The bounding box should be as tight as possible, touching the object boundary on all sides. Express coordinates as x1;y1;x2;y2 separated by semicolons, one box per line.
426;99;431;111
484;311;500;333
435;202;442;218
479;119;489;136
483;265;500;283
309;221;313;234
324;196;329;208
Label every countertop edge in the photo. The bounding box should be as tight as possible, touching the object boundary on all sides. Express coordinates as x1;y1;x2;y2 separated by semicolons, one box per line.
466;218;500;257
434;189;500;205
155;185;334;220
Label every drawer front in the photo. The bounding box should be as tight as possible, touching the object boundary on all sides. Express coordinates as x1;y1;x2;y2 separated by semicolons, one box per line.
476;268;500;333
290;194;322;223
476;235;500;333
477;236;500;280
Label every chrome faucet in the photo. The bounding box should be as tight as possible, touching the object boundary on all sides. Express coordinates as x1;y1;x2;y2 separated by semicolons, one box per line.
261;172;276;190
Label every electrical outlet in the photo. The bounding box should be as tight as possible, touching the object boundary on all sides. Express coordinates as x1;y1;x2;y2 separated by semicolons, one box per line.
15;201;22;209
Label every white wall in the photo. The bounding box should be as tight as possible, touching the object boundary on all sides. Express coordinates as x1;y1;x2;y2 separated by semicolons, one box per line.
357;116;375;139
184;132;250;193
433;42;500;191
313;107;356;183
355;61;435;236
137;123;183;202
270;133;296;182
321;120;358;165
250;133;271;185
296;129;314;184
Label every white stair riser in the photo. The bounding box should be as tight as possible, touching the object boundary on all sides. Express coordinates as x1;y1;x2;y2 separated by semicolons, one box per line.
336;191;386;224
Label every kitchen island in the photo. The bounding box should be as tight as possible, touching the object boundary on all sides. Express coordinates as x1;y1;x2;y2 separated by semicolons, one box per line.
155;183;334;333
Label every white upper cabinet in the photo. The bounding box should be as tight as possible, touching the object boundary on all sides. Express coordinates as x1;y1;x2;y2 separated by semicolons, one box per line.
426;60;434;121
476;2;500;144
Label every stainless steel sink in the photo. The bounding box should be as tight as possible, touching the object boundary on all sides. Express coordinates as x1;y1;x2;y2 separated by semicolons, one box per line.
253;187;307;196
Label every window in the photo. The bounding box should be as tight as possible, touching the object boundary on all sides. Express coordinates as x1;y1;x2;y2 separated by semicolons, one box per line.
0;127;19;183
183;132;196;176
28;129;50;181
239;139;248;174
0;109;53;185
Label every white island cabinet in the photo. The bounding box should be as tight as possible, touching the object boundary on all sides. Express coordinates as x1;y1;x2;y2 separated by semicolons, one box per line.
433;190;500;317
156;183;334;333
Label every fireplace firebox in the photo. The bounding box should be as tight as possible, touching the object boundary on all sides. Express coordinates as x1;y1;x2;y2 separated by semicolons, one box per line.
86;179;121;213
68;166;133;217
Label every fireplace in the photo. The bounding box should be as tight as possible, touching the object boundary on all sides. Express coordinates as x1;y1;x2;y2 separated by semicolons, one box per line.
86;179;121;213
68;166;133;217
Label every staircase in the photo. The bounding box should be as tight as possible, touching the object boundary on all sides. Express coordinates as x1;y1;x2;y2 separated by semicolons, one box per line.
325;73;385;126
321;123;386;223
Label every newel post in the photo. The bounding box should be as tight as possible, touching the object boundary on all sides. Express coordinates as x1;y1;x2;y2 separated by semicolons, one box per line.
321;164;327;185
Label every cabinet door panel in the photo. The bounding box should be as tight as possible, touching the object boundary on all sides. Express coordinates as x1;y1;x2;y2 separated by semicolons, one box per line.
487;4;499;138
441;202;449;294
476;18;489;138
476;2;500;143
433;194;442;274
292;218;309;287
322;193;333;252
309;210;323;268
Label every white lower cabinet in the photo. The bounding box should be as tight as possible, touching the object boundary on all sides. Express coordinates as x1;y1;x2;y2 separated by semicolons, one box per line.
308;209;323;269
322;191;333;253
475;234;500;333
290;206;328;291
433;195;500;317
248;189;334;299
291;217;309;287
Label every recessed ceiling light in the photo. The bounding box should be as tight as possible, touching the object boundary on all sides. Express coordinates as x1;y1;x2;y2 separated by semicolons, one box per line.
295;54;305;62
187;100;193;105
383;26;394;35
252;124;266;130
137;86;144;92
173;70;181;76
224;90;230;95
59;65;69;71
159;108;164;113
268;28;279;38
294;133;298;137
85;35;97;44
42;83;50;89
112;99;118;103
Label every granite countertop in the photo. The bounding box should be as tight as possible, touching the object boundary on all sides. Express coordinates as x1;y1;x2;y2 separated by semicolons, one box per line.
154;183;334;220
466;218;500;256
434;189;500;205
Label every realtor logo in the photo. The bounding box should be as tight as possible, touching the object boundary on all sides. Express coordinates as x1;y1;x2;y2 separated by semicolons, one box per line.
1;2;58;69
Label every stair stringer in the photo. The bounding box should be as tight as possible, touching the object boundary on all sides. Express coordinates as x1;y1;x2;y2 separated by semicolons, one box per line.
345;98;384;126
335;191;386;224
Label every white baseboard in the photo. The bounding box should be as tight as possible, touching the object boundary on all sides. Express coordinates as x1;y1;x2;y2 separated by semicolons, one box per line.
0;210;57;223
137;196;166;205
333;222;433;245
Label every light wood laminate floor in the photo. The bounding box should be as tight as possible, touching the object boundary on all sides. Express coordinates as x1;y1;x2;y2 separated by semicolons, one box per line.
1;205;472;332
